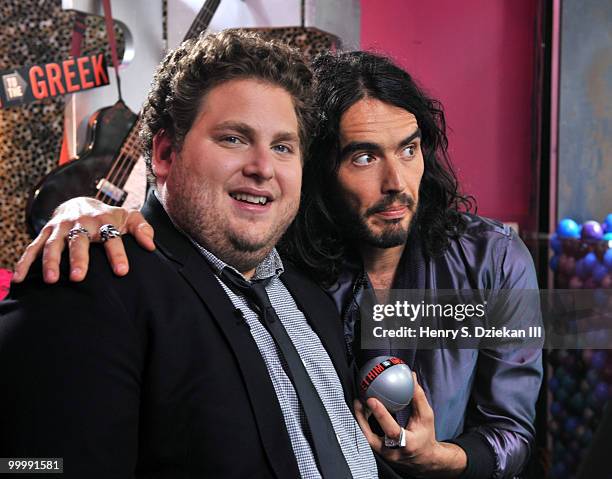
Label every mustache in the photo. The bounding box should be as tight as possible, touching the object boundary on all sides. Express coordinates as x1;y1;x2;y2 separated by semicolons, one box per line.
365;193;415;216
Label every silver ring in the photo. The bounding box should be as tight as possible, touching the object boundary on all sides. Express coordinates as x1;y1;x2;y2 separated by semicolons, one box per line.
99;224;121;243
384;427;406;449
67;226;90;241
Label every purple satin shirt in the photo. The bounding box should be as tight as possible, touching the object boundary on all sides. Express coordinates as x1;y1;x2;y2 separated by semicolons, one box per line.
330;214;543;479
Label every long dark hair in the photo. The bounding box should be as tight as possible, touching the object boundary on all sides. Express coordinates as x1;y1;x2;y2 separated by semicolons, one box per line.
280;51;475;286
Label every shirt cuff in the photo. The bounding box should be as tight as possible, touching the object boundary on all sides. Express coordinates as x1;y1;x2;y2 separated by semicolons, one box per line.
447;431;496;479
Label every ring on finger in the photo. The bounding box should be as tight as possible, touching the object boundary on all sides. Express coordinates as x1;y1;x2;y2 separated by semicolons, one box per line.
384;427;406;449
99;224;121;243
67;226;91;242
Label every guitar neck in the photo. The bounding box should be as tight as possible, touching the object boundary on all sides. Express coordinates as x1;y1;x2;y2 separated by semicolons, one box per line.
101;117;143;194
102;0;221;198
185;0;221;41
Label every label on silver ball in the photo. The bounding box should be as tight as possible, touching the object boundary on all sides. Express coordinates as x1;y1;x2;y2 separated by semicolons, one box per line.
360;357;406;392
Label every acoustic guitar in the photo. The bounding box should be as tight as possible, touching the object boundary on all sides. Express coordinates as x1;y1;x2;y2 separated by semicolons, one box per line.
26;0;221;236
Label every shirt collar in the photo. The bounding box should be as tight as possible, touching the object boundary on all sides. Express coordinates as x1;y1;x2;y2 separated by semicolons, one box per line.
193;242;284;281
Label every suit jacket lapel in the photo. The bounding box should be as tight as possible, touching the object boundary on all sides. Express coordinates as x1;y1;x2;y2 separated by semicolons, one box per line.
141;193;300;478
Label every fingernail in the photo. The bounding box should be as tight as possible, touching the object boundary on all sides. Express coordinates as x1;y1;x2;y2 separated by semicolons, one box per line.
71;267;82;278
115;264;127;275
45;270;57;282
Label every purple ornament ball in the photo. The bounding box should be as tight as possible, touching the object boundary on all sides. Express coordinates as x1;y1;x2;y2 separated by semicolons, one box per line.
601;274;612;289
583;252;598;271
584;277;598;289
593;263;608;283
581;221;604;241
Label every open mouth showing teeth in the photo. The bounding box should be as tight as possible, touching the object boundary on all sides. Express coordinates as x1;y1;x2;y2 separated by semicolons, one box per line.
230;193;269;205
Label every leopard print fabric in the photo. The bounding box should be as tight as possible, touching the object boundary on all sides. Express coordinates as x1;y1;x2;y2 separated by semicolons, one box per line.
247;26;339;60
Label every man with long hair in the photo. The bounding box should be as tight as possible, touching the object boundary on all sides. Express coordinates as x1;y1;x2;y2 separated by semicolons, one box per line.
280;51;542;478
13;49;542;478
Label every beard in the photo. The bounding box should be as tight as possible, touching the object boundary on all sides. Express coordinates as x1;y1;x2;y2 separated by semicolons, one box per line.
164;164;297;273
336;192;417;249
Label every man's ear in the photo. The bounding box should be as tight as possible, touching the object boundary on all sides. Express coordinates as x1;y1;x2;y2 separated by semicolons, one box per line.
152;129;176;182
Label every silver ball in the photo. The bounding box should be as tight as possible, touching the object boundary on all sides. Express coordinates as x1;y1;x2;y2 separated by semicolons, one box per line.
358;356;414;412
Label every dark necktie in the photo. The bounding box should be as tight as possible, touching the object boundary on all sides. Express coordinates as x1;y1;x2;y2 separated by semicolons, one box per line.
219;267;353;479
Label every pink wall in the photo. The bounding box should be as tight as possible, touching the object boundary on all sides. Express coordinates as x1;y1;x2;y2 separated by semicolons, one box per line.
361;0;538;228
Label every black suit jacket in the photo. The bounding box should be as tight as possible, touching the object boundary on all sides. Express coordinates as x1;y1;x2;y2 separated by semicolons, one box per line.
0;194;398;479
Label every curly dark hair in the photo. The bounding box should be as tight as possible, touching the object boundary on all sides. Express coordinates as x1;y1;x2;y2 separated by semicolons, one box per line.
280;51;475;286
139;29;314;184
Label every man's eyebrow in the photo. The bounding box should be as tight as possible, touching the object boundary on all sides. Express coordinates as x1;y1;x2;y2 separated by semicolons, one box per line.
399;128;422;147
213;122;298;144
339;141;383;159
213;121;256;138
339;128;422;159
273;131;300;143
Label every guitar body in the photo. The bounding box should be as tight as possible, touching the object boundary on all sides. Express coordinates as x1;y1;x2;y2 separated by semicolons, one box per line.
26;101;137;236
